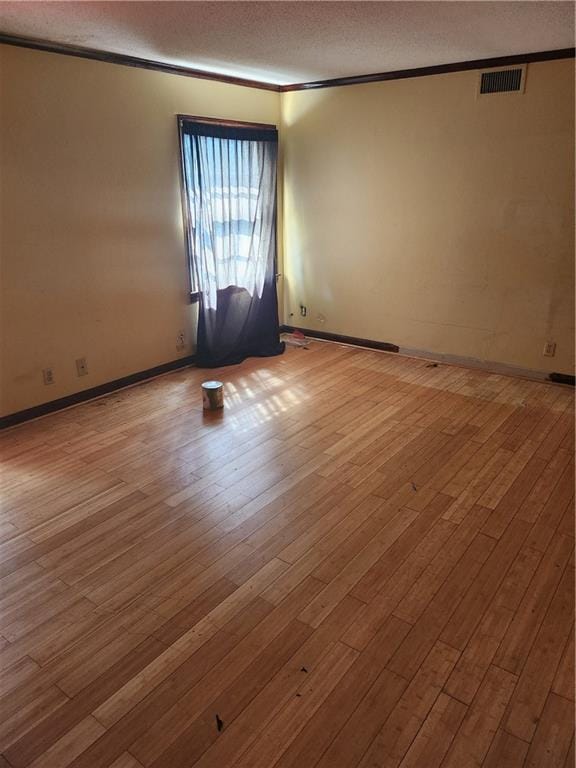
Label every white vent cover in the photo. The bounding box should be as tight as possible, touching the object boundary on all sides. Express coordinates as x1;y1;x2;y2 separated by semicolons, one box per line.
477;65;526;96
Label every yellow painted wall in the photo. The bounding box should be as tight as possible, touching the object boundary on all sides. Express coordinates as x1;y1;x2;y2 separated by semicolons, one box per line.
1;49;573;418
0;44;280;416
281;59;575;374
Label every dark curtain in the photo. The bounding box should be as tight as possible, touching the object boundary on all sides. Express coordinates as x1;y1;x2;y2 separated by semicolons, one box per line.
180;121;285;368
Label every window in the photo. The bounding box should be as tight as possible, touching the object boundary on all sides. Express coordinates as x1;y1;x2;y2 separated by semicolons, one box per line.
178;116;278;309
177;115;283;367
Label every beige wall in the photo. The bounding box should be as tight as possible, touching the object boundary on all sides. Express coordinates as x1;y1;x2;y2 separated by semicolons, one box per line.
281;59;575;374
2;49;573;417
0;45;280;416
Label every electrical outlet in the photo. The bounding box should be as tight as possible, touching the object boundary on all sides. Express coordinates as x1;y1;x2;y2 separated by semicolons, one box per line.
75;357;88;376
176;331;185;350
299;305;307;318
42;367;54;385
543;341;557;358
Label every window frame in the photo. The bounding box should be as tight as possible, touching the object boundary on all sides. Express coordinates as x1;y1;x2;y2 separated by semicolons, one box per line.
176;114;278;304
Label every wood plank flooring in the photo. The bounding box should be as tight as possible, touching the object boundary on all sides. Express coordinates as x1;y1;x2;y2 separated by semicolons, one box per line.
0;341;574;768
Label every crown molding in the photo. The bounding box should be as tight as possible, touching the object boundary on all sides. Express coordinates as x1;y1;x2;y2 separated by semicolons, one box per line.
0;32;281;91
0;32;573;93
278;48;576;91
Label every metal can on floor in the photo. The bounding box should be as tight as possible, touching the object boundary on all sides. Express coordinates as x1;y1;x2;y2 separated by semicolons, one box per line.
202;381;224;410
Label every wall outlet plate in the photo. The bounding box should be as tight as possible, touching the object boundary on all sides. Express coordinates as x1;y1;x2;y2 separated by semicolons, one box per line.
76;357;88;376
176;331;185;350
543;341;557;358
42;368;54;385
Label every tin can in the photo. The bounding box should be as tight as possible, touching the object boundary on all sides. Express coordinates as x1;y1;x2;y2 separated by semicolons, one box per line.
202;381;224;410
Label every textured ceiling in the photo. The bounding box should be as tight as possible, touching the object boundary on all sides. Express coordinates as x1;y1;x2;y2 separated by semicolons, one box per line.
0;1;573;86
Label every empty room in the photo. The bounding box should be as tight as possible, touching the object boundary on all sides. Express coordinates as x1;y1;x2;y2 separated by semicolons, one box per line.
0;1;574;767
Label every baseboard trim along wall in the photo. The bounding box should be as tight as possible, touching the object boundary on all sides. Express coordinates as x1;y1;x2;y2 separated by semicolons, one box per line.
0;355;195;430
281;326;574;386
398;345;574;385
280;325;400;353
549;372;576;386
3;331;573;430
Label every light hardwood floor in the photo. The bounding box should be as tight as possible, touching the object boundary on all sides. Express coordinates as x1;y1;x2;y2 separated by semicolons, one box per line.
0;341;574;768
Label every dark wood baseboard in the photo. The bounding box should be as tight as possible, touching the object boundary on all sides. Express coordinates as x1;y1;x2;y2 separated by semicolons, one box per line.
3;339;571;430
0;355;195;430
549;372;576;386
282;327;575;386
281;325;399;353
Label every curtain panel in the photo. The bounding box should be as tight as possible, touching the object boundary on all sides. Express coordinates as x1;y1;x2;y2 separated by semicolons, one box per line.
180;119;285;368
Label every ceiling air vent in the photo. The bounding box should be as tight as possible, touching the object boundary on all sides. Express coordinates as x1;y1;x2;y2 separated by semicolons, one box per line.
478;66;526;96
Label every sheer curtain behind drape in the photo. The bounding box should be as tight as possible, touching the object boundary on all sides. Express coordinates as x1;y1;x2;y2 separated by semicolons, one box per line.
180;120;284;367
